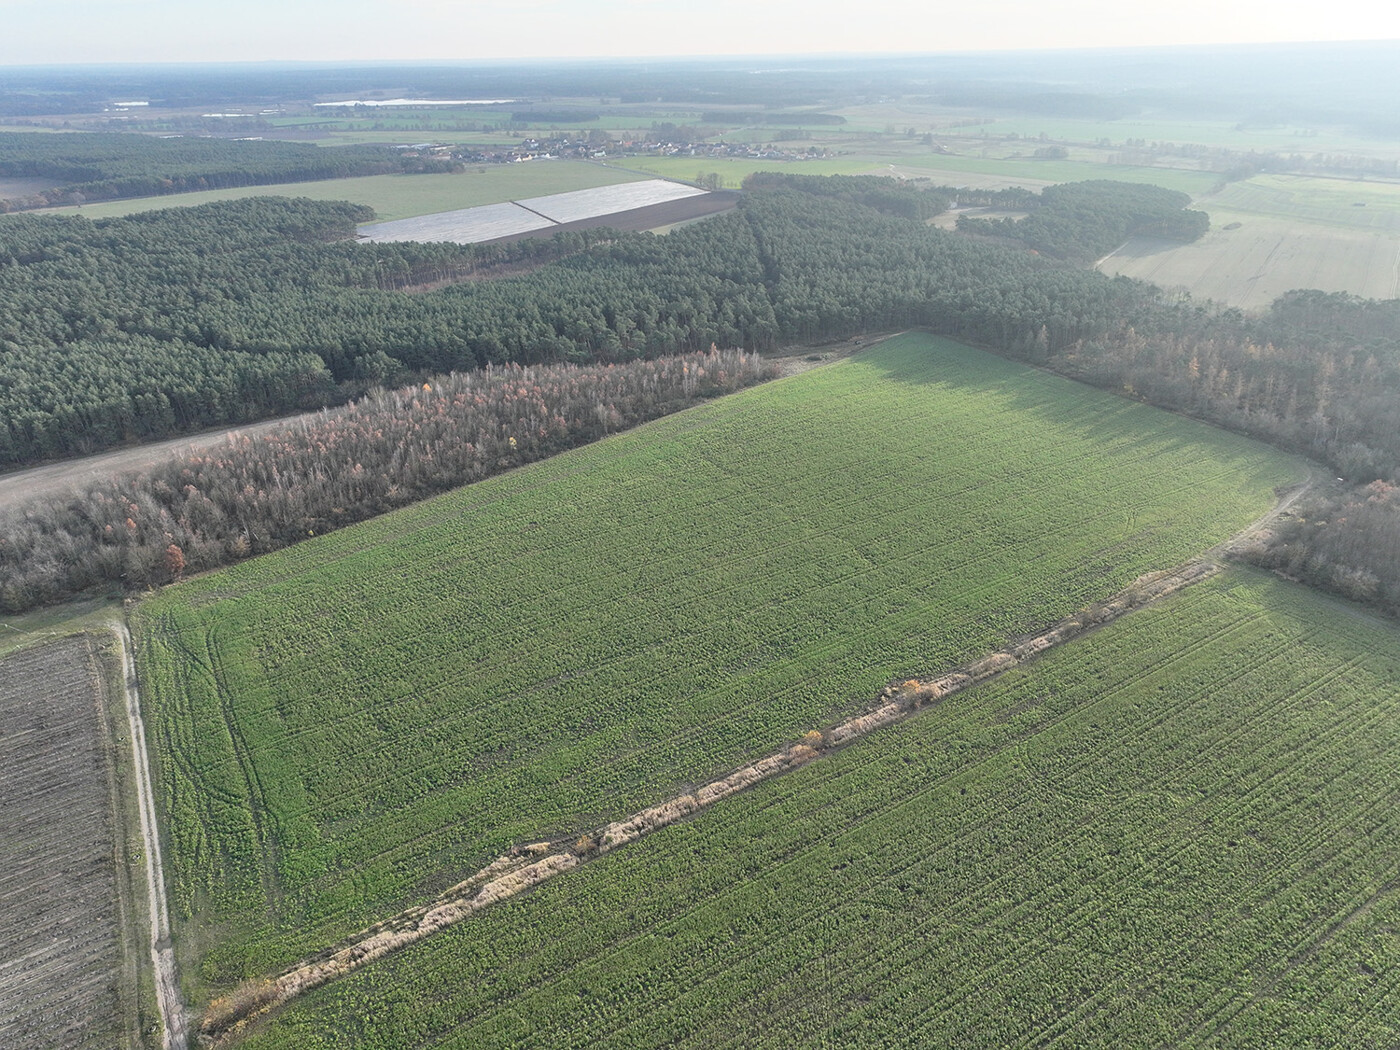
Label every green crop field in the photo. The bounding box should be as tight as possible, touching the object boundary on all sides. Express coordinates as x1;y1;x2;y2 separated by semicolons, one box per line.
602;155;883;187
238;568;1400;1049
1098;174;1400;307
934;116;1400;157
133;334;1299;998
46;162;645;222
612;152;1221;195
1099;213;1400;308
1208;174;1400;231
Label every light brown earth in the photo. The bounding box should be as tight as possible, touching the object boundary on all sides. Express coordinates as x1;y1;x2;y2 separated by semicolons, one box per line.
1098;216;1400;308
111;622;187;1050
480;189;741;244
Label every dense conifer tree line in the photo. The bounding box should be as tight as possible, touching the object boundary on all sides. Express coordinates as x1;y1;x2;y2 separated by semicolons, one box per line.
739;172;952;220
0;131;456;210
0;188;1150;466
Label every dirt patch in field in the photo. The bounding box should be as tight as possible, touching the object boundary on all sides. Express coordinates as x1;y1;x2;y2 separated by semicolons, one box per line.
929;205;1029;230
764;332;896;377
0;636;140;1049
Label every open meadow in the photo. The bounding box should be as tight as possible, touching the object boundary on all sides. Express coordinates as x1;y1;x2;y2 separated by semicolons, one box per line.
602;155;883;188
890;154;1223;196
1098;216;1400;307
237;567;1400;1049
131;334;1300;1007
0;635;144;1050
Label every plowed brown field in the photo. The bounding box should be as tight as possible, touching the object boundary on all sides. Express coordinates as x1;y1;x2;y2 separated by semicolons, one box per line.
0;636;141;1049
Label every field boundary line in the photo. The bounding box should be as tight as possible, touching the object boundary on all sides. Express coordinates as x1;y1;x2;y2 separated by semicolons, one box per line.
509;199;563;226
1093;238;1129;267
111;619;188;1050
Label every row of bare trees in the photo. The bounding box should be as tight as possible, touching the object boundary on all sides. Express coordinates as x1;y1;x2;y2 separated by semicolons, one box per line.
0;348;770;612
1036;322;1400;614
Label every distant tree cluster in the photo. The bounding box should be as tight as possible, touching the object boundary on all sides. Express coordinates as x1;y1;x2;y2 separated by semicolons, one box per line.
703;112;847;125
0;131;457;211
1249;481;1400;611
740;172;953;221
957;180;1209;261
510;110;601;124
0;348;770;612
1262;288;1400;353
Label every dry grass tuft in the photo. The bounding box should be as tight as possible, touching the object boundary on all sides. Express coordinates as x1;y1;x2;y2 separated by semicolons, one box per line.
201;978;280;1035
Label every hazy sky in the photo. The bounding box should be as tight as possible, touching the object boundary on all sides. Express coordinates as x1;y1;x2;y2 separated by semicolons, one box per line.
1;0;1397;65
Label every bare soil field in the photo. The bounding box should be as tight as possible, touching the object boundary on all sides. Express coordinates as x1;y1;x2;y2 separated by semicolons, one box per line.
929;205;1029;230
357;200;555;243
1085;172;1400;307
515;179;705;223
882;163;1057;192
0;177;57;198
0;636;141;1050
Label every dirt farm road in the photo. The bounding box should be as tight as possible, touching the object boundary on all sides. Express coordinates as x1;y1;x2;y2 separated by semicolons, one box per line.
111;621;188;1050
0;415;305;511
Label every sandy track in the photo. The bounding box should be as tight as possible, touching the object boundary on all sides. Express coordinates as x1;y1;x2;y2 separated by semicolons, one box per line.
0;416;306;511
111;621;187;1050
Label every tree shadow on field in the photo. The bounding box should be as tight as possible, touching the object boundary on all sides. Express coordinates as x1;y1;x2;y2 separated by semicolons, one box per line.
853;332;1267;471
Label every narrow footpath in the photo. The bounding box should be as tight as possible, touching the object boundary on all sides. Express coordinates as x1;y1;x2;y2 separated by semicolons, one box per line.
111;621;187;1050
